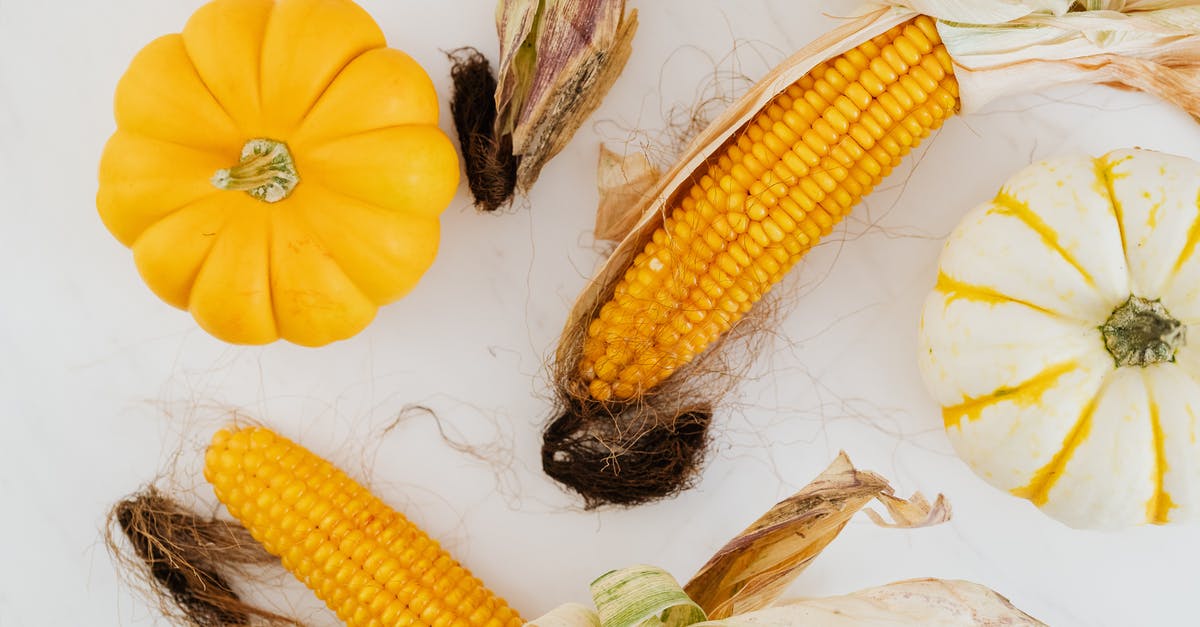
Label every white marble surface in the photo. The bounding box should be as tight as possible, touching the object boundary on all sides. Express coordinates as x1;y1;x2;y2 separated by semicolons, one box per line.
2;1;1199;625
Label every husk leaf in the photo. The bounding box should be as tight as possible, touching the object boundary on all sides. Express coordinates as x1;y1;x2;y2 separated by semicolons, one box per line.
494;0;638;192
691;579;1046;626
531;578;1042;627
595;145;662;242
527;602;603;627
682;453;948;620
525;455;1040;627
870;0;1200;119
591;566;707;627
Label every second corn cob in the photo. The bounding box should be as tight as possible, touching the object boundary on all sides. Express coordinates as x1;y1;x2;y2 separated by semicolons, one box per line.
205;426;524;627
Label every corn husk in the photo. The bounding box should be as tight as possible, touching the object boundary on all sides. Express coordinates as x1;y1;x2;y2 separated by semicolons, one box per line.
683;453;950;619
495;0;638;192
691;579;1044;626
526;455;1038;627
871;0;1200;118
595;145;661;241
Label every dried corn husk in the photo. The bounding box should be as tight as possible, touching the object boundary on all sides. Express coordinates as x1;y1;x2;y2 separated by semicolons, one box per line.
691;579;1045;626
498;0;638;192
451;0;637;211
595;145;661;241
683;453;950;619
528;575;1043;627
526;455;1038;627
870;0;1200;119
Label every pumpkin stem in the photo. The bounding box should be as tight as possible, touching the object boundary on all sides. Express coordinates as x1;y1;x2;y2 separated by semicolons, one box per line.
1100;295;1186;368
212;138;299;203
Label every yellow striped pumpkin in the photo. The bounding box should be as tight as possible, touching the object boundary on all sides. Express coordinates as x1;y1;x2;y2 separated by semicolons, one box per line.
919;148;1200;529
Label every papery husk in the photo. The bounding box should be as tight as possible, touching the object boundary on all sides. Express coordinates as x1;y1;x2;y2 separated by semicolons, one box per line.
495;0;638;192
695;579;1045;626
530;577;1041;627
595;145;661;242
683;453;950;620
451;0;637;210
876;0;1200;119
527;455;1040;627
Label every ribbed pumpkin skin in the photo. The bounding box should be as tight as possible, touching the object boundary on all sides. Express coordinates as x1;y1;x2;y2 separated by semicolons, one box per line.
919;149;1200;529
205;426;524;627
97;0;459;347
579;16;959;402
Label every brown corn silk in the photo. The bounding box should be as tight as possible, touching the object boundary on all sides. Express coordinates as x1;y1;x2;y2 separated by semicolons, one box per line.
106;488;297;626
543;8;956;507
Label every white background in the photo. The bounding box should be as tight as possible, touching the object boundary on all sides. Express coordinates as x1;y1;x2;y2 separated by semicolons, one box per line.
3;1;1200;625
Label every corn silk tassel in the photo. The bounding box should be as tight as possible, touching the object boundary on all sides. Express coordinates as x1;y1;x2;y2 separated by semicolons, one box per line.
528;454;1042;626
108;426;523;627
543;0;1200;508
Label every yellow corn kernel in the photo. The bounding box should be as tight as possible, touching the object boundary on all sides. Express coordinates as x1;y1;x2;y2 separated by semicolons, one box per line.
205;427;524;627
578;15;959;400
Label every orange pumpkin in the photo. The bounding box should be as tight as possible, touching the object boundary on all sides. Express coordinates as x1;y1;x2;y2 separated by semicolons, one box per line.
98;0;459;346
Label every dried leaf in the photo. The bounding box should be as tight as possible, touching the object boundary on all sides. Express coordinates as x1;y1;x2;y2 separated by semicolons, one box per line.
495;0;541;136
527;602;603;627
871;0;1200;118
591;566;707;627
876;0;1068;22
595;146;662;242
493;0;638;192
683;453;949;620
697;579;1046;626
866;491;952;528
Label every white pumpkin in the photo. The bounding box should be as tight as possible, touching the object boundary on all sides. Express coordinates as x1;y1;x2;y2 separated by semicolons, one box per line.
918;148;1200;529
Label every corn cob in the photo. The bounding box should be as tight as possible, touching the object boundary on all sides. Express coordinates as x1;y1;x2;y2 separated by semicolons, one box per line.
578;15;958;402
204;426;524;627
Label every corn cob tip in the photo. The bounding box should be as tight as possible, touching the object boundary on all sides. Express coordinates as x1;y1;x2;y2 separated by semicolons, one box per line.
541;398;713;508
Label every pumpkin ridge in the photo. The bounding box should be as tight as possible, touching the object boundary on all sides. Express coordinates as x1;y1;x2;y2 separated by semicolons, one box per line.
131;194;236;309
291;123;428;152
1093;155;1132;284
1143;372;1178;524
1168;188;1200;276
991;191;1097;289
1009;376;1107;507
935;271;1077;321
288;45;383;138
114;129;241;159
187;208;279;343
177;35;244;138
126;190;227;249
264;208;282;339
256;0;386;138
284;204;379;307
942;360;1080;429
180;0;274;132
293;163;437;222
